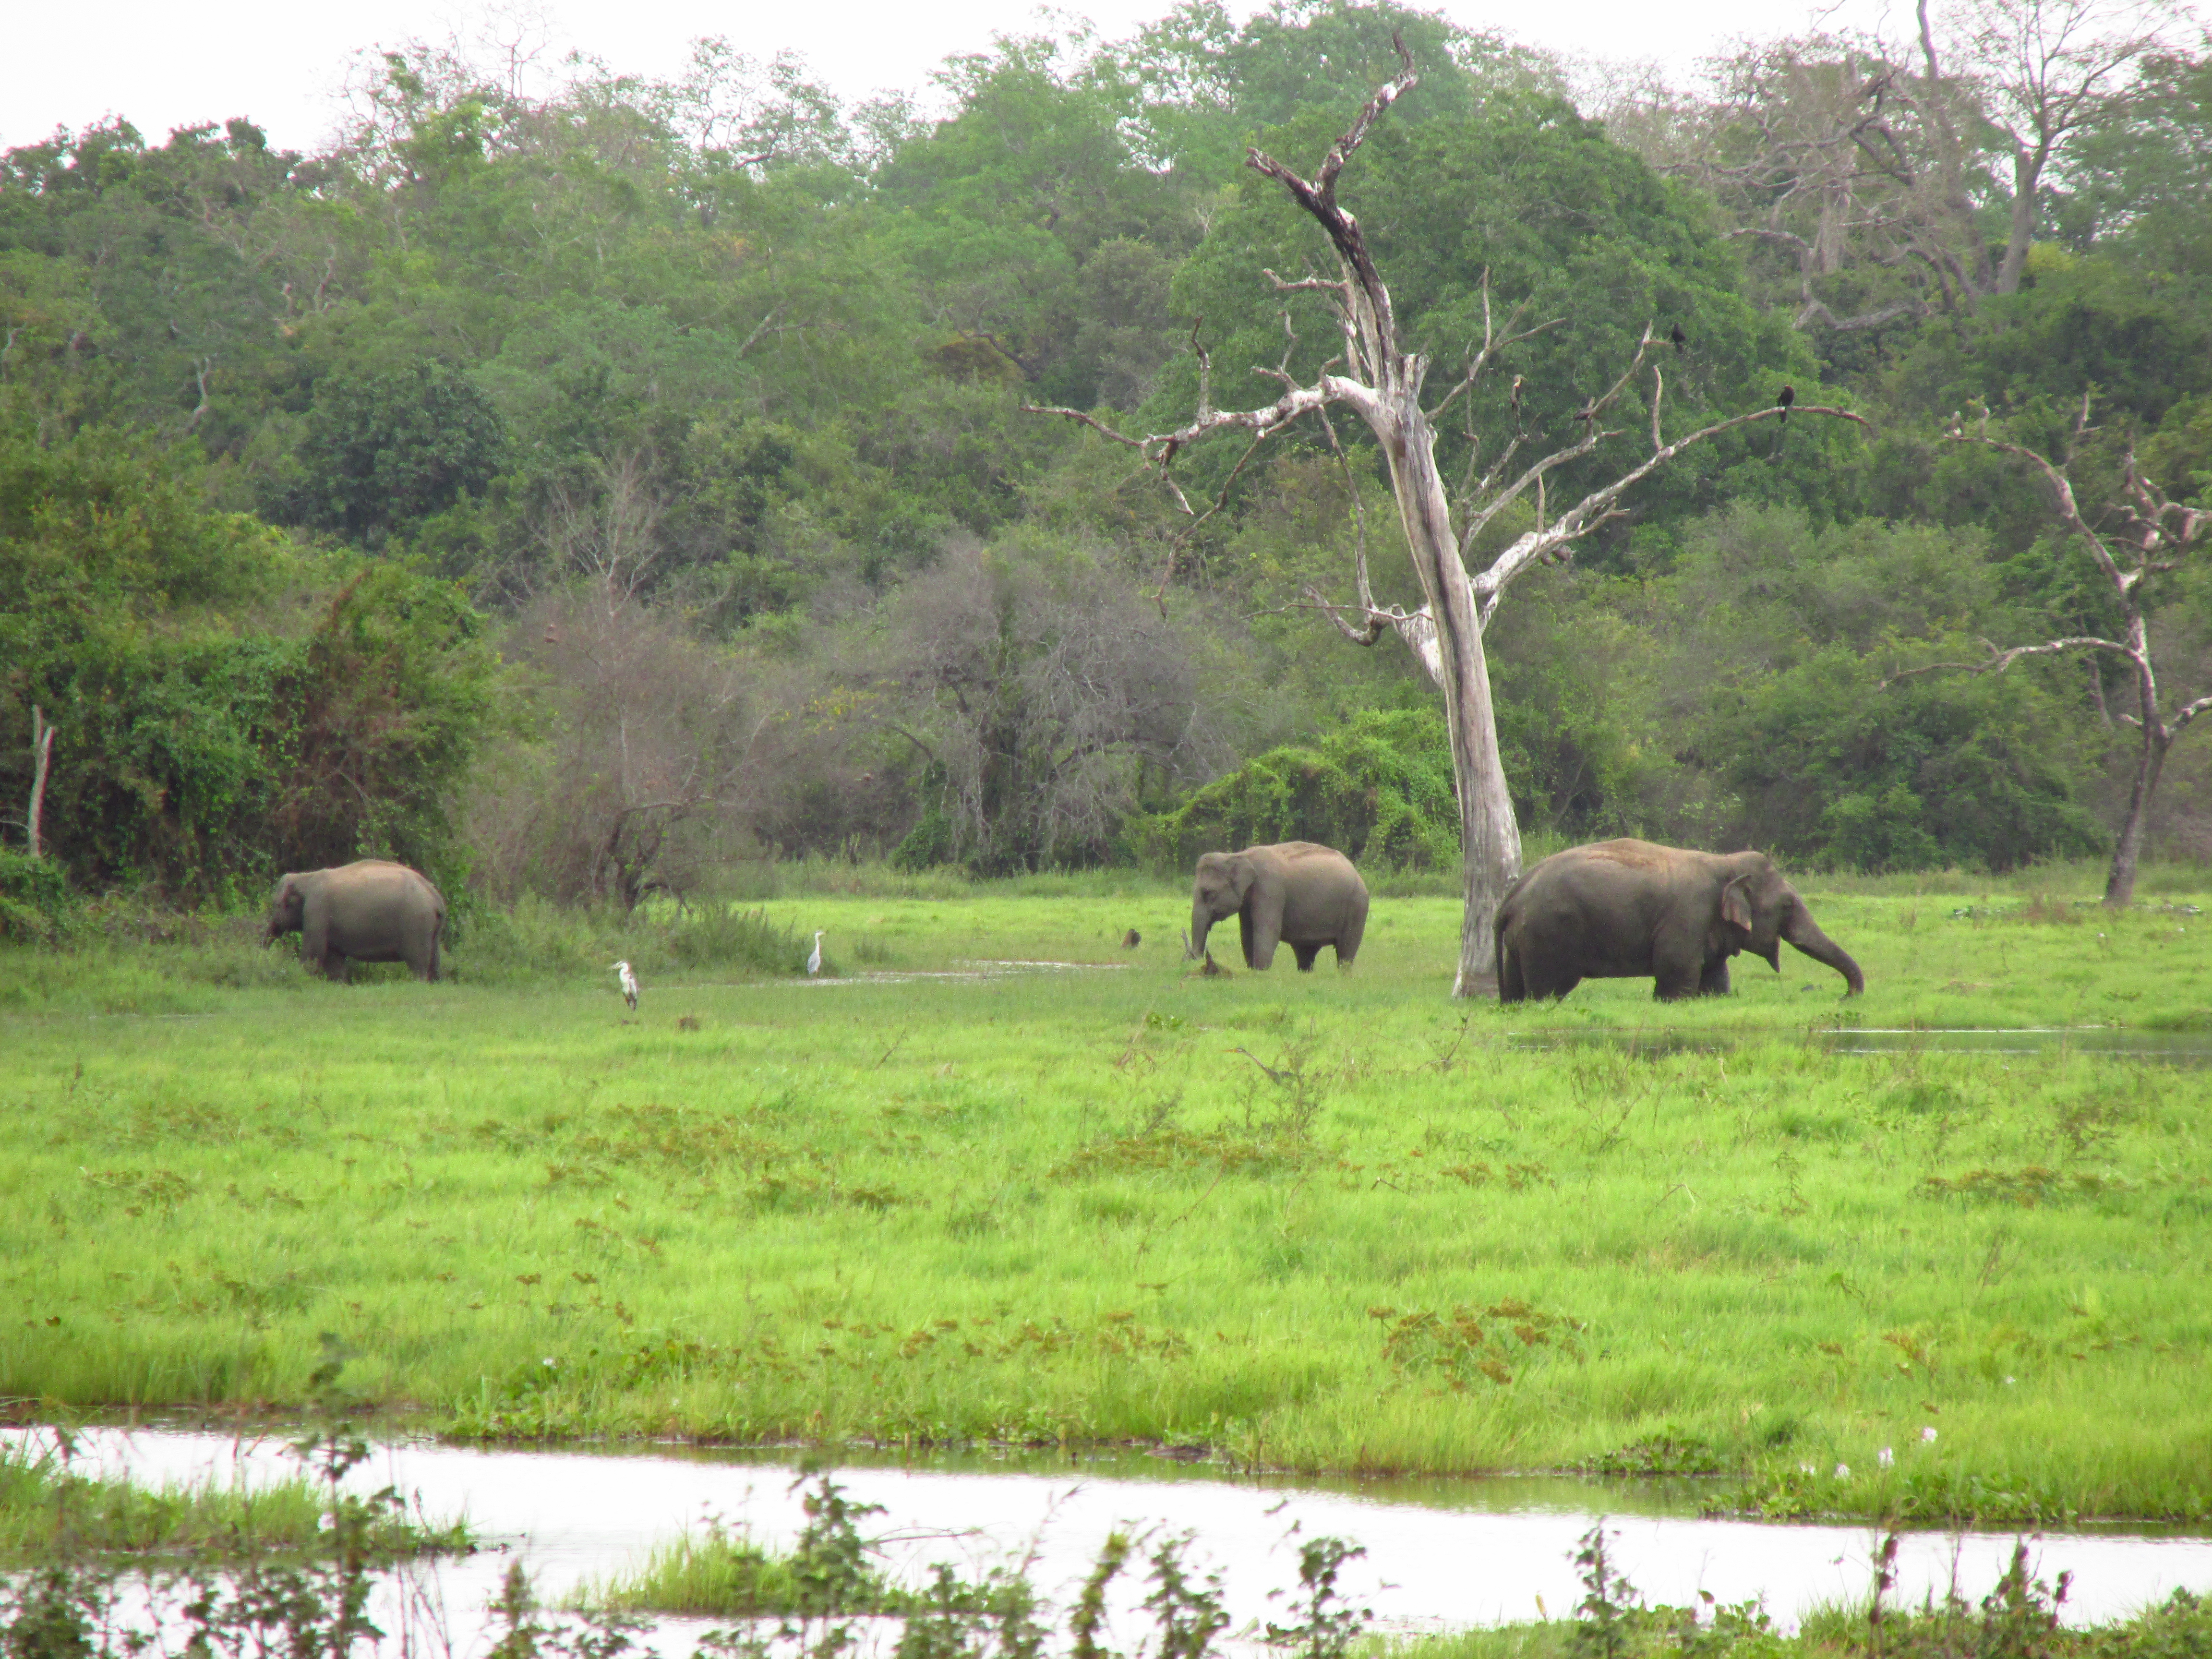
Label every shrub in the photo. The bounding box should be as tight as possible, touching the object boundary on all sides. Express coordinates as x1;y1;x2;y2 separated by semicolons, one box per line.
1128;707;1458;871
0;850;74;942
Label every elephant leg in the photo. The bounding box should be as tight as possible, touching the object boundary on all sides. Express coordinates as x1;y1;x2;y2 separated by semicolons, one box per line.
1513;946;1580;1000
1652;922;1706;1001
321;950;350;984
1498;946;1525;1002
1335;902;1367;969
1292;942;1321;972
1242;907;1280;970
1698;957;1732;996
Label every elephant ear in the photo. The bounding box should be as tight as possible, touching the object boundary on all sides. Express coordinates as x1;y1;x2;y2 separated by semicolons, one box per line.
1720;876;1754;933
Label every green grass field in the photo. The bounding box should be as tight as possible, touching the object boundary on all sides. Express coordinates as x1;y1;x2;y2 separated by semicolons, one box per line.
2;868;2209;1524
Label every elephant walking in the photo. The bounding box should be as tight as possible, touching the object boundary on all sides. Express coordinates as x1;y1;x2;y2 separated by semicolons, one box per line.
265;860;446;982
1189;841;1369;972
1495;839;1863;1002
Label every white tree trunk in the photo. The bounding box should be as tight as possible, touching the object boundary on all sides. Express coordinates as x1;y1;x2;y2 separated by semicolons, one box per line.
27;706;54;859
1366;391;1522;995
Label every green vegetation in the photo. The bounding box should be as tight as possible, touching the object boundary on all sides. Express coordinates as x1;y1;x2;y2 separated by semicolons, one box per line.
577;1469;998;1620
1391;1536;2212;1659
0;1429;467;1560
0;1426;470;1659
1129;708;1461;873
2;877;2207;1523
4;3;2209;902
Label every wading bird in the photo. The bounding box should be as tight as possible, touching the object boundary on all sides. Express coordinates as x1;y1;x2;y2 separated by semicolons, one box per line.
612;959;638;1011
806;931;825;976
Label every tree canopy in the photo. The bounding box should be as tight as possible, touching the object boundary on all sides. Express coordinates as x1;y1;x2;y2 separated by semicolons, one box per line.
4;0;2208;901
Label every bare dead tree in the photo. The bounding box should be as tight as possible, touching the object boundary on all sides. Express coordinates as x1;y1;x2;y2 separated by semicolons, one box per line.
857;543;1223;873
539;447;670;618
1960;0;2174;294
1027;39;1865;995
477;598;766;909
1663;0;2175;331
1891;407;2210;906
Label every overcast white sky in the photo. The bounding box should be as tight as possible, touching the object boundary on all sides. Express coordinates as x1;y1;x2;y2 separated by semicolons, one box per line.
3;0;1906;157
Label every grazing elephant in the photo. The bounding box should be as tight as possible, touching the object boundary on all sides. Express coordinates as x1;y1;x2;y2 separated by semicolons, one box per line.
1494;838;1863;1003
265;860;445;982
1189;841;1369;972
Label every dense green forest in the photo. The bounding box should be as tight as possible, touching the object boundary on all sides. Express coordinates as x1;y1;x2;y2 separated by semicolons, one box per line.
3;0;2208;917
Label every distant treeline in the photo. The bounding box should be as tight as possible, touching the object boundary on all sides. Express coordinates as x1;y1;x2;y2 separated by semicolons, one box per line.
2;0;2206;910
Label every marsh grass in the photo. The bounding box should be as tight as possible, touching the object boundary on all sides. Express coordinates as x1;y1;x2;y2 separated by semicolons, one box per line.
1;873;2209;1521
0;1432;467;1561
1396;1525;2212;1659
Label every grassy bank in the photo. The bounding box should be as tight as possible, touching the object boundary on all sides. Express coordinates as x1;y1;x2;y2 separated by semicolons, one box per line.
0;1432;468;1560
0;875;2208;1521
1395;1581;2212;1659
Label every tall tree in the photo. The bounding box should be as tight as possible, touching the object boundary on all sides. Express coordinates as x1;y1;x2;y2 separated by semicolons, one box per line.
1033;42;1862;995
1897;405;2210;905
1659;0;2176;332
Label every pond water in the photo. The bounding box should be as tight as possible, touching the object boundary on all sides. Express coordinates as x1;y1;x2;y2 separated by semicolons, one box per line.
1503;1027;2212;1066
12;1426;2212;1651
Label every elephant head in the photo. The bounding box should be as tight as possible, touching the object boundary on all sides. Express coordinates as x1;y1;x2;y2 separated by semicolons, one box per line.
1718;855;1864;995
264;873;309;943
1188;851;1255;959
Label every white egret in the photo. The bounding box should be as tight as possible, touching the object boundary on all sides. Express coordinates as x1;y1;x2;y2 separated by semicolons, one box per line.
806;931;825;976
612;959;638;1011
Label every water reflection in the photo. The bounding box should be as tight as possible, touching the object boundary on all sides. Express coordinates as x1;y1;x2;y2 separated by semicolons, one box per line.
10;1427;2212;1643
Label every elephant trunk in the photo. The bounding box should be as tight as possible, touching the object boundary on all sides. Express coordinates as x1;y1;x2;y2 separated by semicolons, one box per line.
1187;906;1210;960
1784;907;1864;996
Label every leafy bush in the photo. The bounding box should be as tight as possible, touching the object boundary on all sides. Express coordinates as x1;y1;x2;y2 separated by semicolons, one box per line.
0;425;496;898
0;851;74;942
1705;646;2109;872
1129;707;1458;871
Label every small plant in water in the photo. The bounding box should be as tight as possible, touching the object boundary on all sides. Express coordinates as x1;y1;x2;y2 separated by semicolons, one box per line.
1571;1522;1640;1659
1262;1536;1372;1659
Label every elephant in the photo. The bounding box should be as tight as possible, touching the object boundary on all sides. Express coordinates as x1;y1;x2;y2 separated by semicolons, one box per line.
264;860;446;982
1493;838;1863;1003
1188;841;1369;972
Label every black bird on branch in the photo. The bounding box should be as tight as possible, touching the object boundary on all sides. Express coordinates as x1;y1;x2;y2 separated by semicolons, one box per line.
1668;323;1687;354
1770;384;1798;459
1572;398;1597;425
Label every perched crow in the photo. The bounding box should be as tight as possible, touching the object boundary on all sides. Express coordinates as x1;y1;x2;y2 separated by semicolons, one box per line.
1668;323;1687;354
1777;384;1796;422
